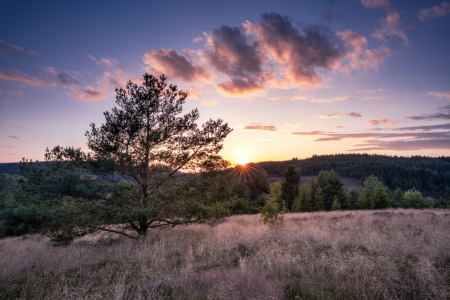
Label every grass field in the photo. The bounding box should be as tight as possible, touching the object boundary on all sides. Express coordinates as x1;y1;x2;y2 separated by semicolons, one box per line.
1;209;449;299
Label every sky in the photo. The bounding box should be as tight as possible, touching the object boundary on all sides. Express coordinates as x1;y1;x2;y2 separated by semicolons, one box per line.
1;0;450;164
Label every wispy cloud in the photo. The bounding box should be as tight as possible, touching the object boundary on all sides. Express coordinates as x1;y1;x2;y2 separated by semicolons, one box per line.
285;123;302;127
362;96;384;100
418;2;450;21
366;118;400;127
406;105;450;121
201;99;220;106
319;112;362;119
0;70;42;86
334;125;345;128
429;91;450;99
0;40;36;56
42;66;82;86
358;89;384;93
9;125;22;129
4;135;20;140
361;0;391;9
241;124;278;132
372;12;409;45
310;96;353;103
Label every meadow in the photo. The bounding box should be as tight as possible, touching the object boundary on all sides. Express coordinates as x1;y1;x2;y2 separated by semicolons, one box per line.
1;209;449;300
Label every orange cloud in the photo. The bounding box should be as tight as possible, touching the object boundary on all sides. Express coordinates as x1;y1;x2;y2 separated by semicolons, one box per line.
201;99;220;106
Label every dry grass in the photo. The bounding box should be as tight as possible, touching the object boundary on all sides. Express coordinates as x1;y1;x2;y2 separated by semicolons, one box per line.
1;209;449;299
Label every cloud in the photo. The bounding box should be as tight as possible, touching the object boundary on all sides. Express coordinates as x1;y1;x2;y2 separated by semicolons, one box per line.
144;48;213;83
200;25;270;96
69;86;107;102
201;99;220;106
310;96;353;103
0;70;42;86
338;30;390;72
2;146;19;148
418;2;450;21
361;0;391;9
88;55;119;68
256;138;271;141
429;91;450;99
285;123;302;127
269;95;308;101
358;89;384;93
192;36;203;43
406;105;450;121
365;118;399;126
375;123;450;132
291;131;332;136
0;87;23;96
0;40;36;56
244;13;346;87
319;112;362;118
242;124;278;131
372;12;409;45
9;125;22;129
334;125;345;128
348;138;450;151
42;66;82;86
185;89;201;99
4;135;20;140
362;96;384;100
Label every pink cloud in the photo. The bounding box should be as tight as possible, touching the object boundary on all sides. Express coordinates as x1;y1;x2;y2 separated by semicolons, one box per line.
365;118;400;127
310;96;353;103
144;48;213;83
244;13;345;87
0;70;42;86
338;30;390;72
429;91;450;99
372;12;409;45
69;86;107;102
418;2;450;21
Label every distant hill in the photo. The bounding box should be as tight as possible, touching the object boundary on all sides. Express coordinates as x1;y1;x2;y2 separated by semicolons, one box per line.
268;176;363;191
256;153;450;198
0;163;21;176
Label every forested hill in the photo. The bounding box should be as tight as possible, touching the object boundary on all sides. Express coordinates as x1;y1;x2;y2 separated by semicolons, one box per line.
0;163;21;176
256;154;450;196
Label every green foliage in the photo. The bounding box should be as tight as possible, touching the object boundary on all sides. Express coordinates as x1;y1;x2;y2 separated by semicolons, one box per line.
358;175;390;209
282;165;301;211
403;189;426;209
270;181;282;202
316;170;346;211
259;195;284;228
331;196;341;211
346;188;359;210
0;74;233;241
392;187;404;208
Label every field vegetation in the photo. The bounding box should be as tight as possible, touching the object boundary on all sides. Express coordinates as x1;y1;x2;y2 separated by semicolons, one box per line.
1;209;449;299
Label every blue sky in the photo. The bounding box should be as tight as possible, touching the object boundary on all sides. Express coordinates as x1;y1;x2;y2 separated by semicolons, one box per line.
1;0;450;163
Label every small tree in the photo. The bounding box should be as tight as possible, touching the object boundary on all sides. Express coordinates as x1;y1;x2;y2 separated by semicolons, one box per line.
281;165;301;211
0;74;233;240
331;196;341;211
260;195;284;229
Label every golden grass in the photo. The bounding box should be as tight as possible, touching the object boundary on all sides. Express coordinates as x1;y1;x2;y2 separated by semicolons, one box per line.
0;209;449;299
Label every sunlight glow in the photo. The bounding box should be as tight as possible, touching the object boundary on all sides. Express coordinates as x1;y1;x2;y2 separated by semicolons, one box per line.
238;157;250;165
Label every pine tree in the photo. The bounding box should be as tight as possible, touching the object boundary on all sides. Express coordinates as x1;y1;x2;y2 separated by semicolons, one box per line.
281;165;301;211
331;196;341;211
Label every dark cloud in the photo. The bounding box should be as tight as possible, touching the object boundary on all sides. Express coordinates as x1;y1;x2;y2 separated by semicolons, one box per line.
200;25;268;95
374;123;450;132
319;112;362;118
321;9;335;22
242;124;278;131
0;40;36;56
246;12;346;86
366;118;399;127
406;105;450;121
348;138;450;151
143;48;213;83
57;73;82;85
291;130;450;151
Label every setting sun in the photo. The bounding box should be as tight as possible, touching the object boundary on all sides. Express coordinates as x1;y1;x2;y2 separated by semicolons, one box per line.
238;157;250;165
